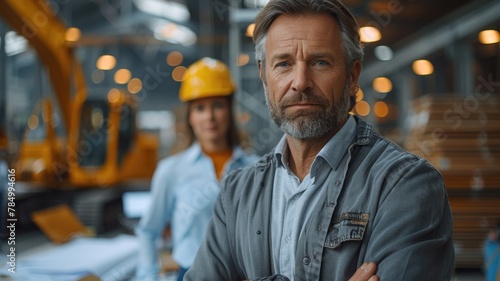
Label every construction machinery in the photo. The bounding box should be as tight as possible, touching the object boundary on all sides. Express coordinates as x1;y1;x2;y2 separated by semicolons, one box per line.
0;0;158;188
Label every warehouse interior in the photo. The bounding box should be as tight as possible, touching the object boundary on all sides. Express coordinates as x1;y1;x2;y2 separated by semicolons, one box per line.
0;0;499;280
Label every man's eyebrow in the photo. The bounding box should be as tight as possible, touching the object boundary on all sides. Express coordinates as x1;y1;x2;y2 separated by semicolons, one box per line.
269;52;336;64
308;52;336;60
269;53;292;64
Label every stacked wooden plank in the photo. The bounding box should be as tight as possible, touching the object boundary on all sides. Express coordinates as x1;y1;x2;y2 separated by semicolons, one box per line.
405;95;500;268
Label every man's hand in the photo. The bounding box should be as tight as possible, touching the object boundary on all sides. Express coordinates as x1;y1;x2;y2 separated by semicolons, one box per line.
348;262;379;281
246;262;378;281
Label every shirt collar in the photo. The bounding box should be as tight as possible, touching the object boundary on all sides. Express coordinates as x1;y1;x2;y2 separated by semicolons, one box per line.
318;115;356;170
273;135;289;168
185;142;204;163
352;115;374;145
273;115;357;171
185;142;246;163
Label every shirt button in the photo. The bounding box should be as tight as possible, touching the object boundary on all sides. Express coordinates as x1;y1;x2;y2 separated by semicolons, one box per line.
335;180;341;186
303;256;311;265
285;236;291;244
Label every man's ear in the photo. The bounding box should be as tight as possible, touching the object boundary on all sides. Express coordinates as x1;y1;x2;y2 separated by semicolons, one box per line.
349;60;362;96
258;61;264;81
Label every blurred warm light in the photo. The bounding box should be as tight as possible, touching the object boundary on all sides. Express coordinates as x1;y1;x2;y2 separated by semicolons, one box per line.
359;26;381;43
245;23;255;37
478;30;500;44
172;66;188;82
412;60;434;75
107;88;121;103
65;27;81;42
114;69;132;84
167;51;183;66
92;69;105;84
374;101;389;118
96;55;116;70
356;87;364;102
154;21;196;46
134;0;190;23
128;78;143;94
355;101;370;116
91;109;104;130
160;23;178;38
28;115;39;130
374;45;393;61
373;77;392;93
237;53;250;66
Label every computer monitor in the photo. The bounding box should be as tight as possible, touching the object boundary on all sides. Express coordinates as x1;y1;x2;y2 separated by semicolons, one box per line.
121;191;151;220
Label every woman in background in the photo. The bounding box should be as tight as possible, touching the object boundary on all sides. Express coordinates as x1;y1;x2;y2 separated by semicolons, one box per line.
135;57;259;281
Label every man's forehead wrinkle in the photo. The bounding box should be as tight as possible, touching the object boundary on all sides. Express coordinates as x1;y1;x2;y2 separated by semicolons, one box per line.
267;35;336;48
267;25;340;50
264;14;344;63
267;38;336;57
268;28;335;41
271;37;334;45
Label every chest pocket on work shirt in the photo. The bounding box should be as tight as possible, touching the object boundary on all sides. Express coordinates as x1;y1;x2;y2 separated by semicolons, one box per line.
324;212;370;249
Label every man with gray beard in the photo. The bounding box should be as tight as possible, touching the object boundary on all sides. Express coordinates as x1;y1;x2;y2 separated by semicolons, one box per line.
185;0;454;280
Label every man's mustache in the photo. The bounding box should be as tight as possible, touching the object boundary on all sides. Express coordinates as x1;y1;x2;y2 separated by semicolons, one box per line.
280;91;328;108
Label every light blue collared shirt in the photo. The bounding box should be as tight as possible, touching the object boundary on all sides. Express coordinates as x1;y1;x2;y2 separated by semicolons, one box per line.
135;143;258;281
271;116;357;279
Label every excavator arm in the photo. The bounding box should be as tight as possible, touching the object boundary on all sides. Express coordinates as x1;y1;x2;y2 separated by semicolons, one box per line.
1;0;158;187
0;0;86;135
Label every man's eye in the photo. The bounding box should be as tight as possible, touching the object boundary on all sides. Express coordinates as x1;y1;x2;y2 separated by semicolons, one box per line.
276;61;289;68
316;60;329;67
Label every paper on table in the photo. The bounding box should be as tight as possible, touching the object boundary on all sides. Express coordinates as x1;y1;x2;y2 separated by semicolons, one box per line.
18;234;138;278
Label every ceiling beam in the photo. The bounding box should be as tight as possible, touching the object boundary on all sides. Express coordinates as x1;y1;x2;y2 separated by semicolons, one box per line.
229;8;259;25
359;0;500;86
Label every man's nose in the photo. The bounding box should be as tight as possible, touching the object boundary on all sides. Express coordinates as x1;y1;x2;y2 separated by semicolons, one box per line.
291;64;313;93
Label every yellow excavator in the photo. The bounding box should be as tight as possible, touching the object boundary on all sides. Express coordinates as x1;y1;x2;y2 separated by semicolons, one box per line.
0;0;158;188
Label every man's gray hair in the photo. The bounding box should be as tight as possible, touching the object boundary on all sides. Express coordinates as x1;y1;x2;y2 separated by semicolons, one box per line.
253;0;364;110
253;0;363;64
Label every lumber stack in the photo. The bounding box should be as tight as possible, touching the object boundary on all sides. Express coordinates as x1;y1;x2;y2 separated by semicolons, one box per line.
405;95;500;268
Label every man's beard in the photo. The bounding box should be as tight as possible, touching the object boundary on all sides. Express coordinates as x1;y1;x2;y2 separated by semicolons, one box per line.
264;83;350;140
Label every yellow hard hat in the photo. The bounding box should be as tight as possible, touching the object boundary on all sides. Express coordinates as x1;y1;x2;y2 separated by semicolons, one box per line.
179;57;236;102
